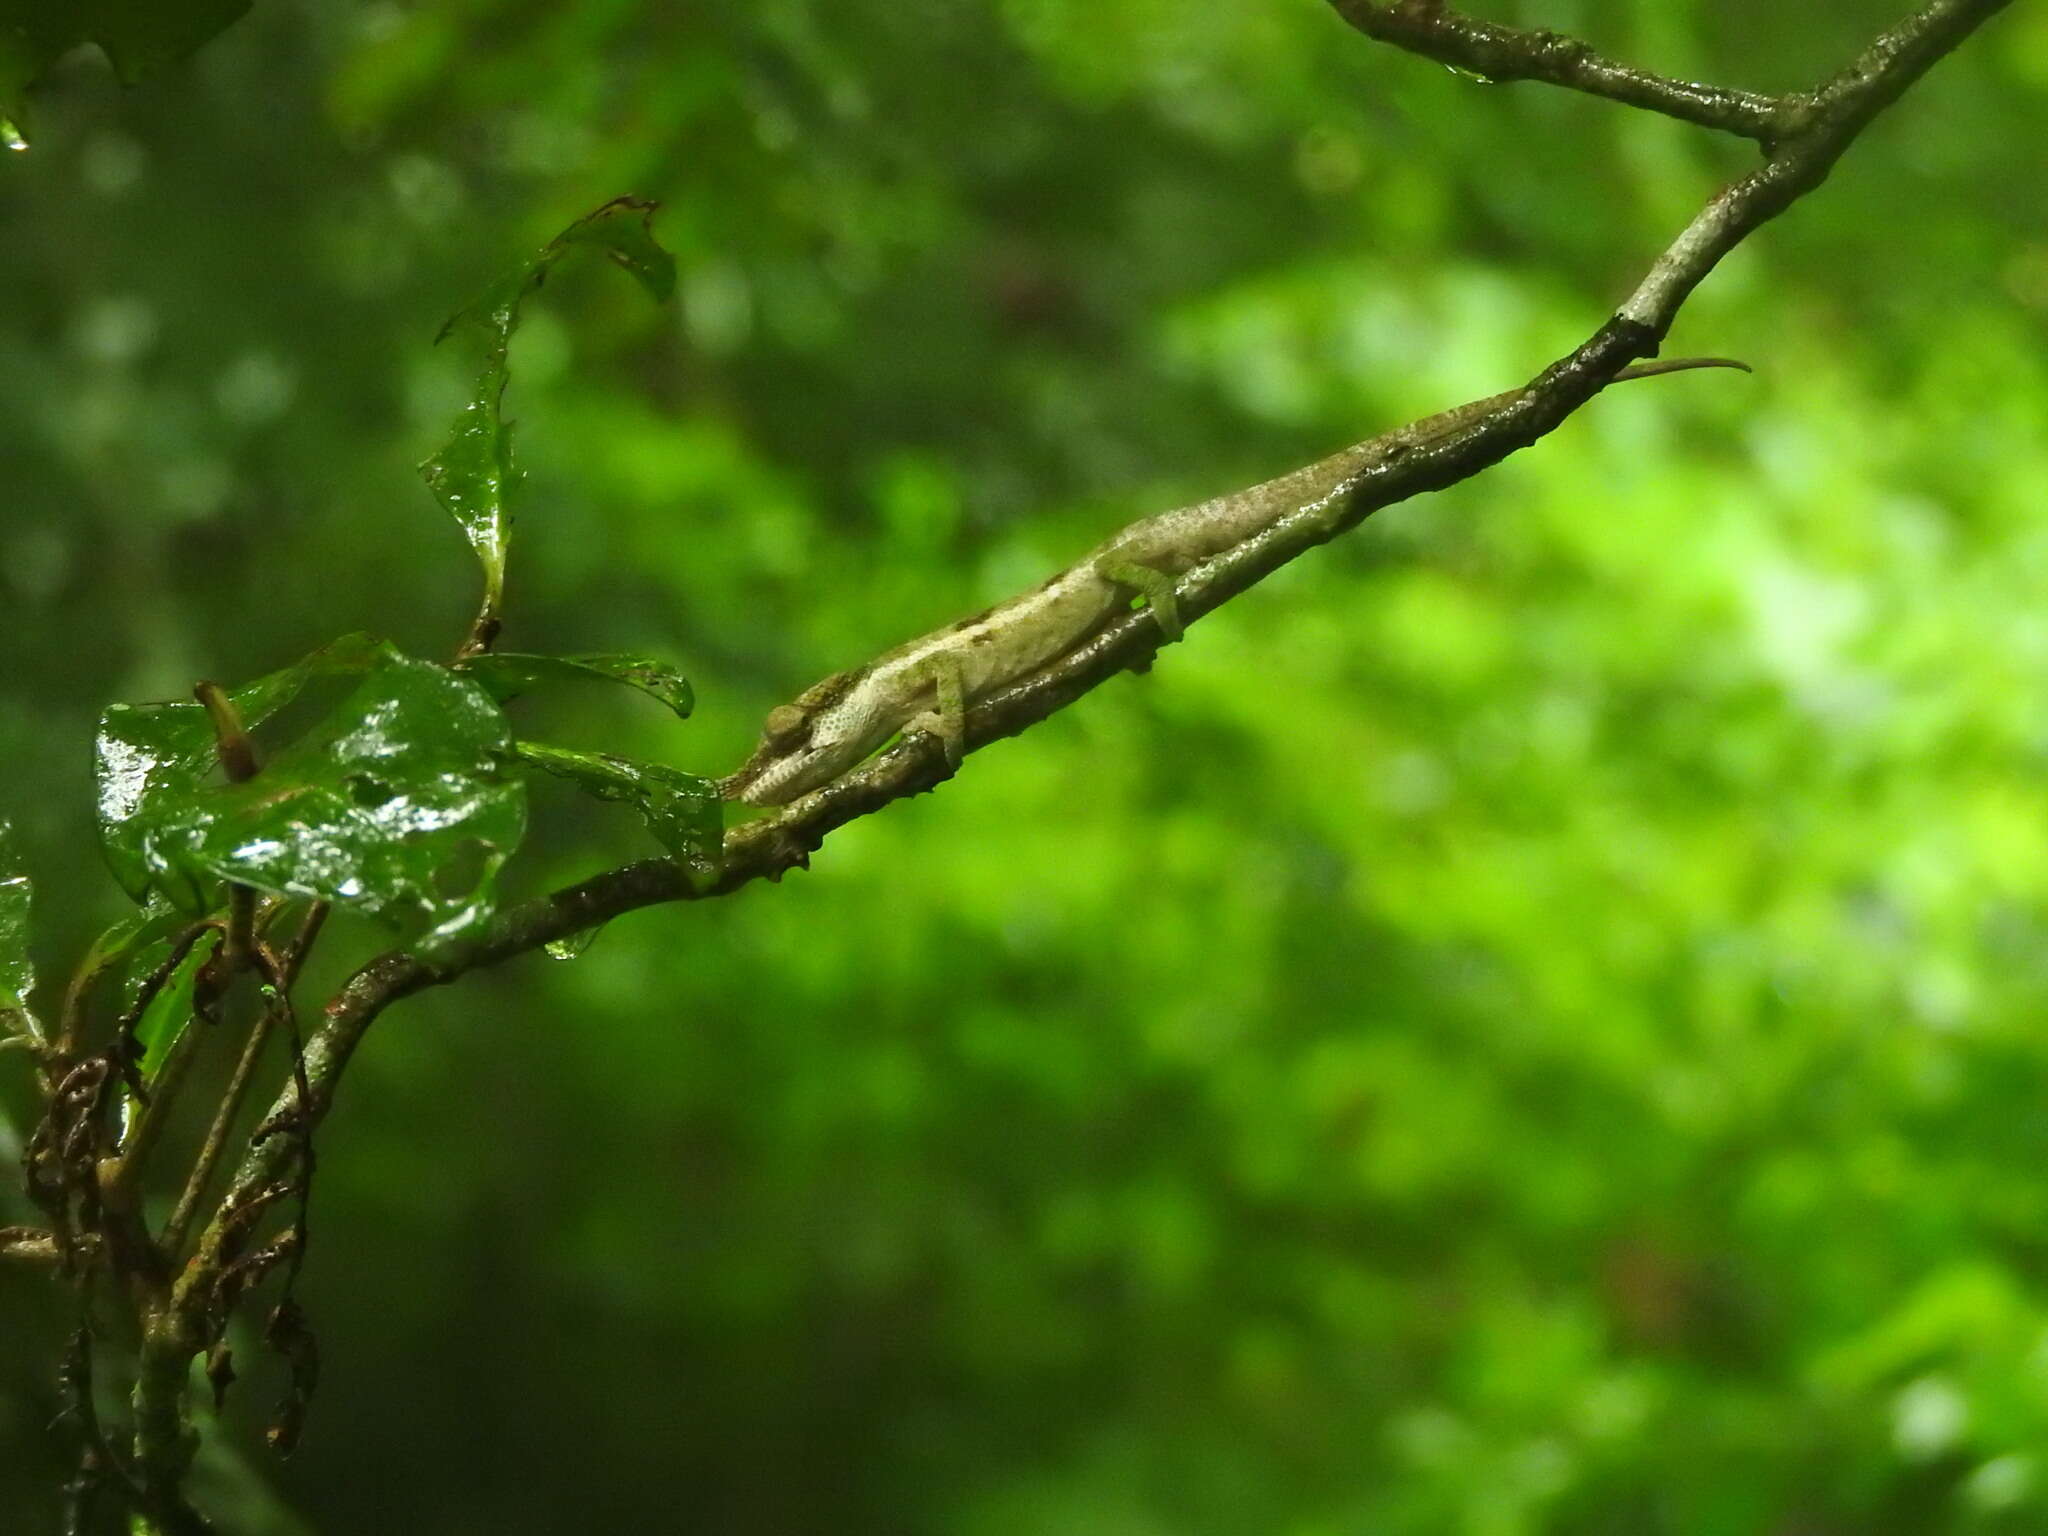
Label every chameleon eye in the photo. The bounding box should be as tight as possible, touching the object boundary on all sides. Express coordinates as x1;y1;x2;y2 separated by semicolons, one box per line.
763;705;810;748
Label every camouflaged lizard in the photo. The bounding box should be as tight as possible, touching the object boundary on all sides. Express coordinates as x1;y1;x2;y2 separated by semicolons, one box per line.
723;357;1746;806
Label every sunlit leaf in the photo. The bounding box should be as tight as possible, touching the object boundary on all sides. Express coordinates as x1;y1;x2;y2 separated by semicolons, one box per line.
458;651;695;721
0;818;37;1041
113;653;526;947
421;198;676;640
515;740;720;875
1;0;252;145
95;634;388;905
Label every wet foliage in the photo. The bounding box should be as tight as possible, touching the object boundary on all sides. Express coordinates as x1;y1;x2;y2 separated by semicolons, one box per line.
3;2;2047;1533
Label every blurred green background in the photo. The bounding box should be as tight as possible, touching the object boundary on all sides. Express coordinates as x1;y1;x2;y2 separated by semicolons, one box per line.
4;1;2048;1531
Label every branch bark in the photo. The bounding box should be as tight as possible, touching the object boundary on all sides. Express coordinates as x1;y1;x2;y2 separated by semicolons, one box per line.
1329;0;1790;141
189;0;2013;1481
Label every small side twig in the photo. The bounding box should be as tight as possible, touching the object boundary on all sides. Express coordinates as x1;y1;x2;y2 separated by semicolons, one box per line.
104;922;216;1105
245;942;318;1308
103;925;224;1206
1329;0;1791;142
158;1008;273;1262
161;904;327;1259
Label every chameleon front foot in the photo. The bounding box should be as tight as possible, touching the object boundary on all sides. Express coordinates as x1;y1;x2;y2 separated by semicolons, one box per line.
1102;559;1184;642
905;652;968;776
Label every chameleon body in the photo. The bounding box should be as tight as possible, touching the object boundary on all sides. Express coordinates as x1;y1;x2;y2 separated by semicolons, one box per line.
723;357;1745;806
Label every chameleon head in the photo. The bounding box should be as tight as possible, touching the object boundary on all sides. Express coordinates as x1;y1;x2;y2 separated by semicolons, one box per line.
721;693;879;807
763;704;808;747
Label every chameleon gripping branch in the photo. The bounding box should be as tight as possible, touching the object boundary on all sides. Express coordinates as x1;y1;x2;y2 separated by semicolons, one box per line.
719;358;1749;808
204;0;2016;1365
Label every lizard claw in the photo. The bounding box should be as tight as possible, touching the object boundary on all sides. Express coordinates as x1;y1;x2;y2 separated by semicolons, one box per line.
1102;559;1184;642
905;709;965;772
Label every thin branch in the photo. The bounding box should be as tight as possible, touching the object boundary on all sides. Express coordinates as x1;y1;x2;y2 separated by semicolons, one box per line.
103;924;224;1207
131;1306;208;1529
105;922;217;1108
164;903;333;1258
161;999;275;1261
277;902;330;976
105;1006;211;1223
1621;0;2018;328
200;0;2012;1417
1329;0;1790;142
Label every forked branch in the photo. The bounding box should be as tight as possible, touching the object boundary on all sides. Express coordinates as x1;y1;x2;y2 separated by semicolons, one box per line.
1330;0;1790;141
182;0;2015;1501
209;0;2013;1229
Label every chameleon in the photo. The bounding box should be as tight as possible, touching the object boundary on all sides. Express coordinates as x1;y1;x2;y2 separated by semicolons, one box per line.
723;356;1748;807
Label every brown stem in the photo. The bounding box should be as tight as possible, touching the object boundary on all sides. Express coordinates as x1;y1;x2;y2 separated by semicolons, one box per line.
1329;0;1790;141
192;681;258;785
279;902;330;975
195;681;261;978
159;1005;275;1261
107;992;212;1213
455;606;503;662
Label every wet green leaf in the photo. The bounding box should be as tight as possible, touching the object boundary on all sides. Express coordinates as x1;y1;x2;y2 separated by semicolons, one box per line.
421;198;676;636
418;351;515;626
132;929;221;1084
95;634;388;904
0;819;36;1041
2;0;252;145
436;197;678;345
515;741;721;875
545;197;678;306
113;654;526;946
458;651;695;721
89;900;196;1005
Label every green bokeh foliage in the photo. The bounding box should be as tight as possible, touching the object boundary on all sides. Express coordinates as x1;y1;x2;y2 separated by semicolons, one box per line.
3;1;2048;1532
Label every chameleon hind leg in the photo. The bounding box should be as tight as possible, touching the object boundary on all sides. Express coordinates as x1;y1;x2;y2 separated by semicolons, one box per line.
1100;559;1184;641
905;651;969;771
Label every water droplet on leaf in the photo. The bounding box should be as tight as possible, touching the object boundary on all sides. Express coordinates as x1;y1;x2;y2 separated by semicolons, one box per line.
544;922;606;961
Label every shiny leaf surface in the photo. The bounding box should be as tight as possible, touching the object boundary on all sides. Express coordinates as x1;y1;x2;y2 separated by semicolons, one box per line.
458;651;695;721
94;633;387;904
132;928;220;1084
0;818;34;1039
97;901;198;1005
515;740;719;875
114;654;526;945
418;352;514;624
421;198;676;633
